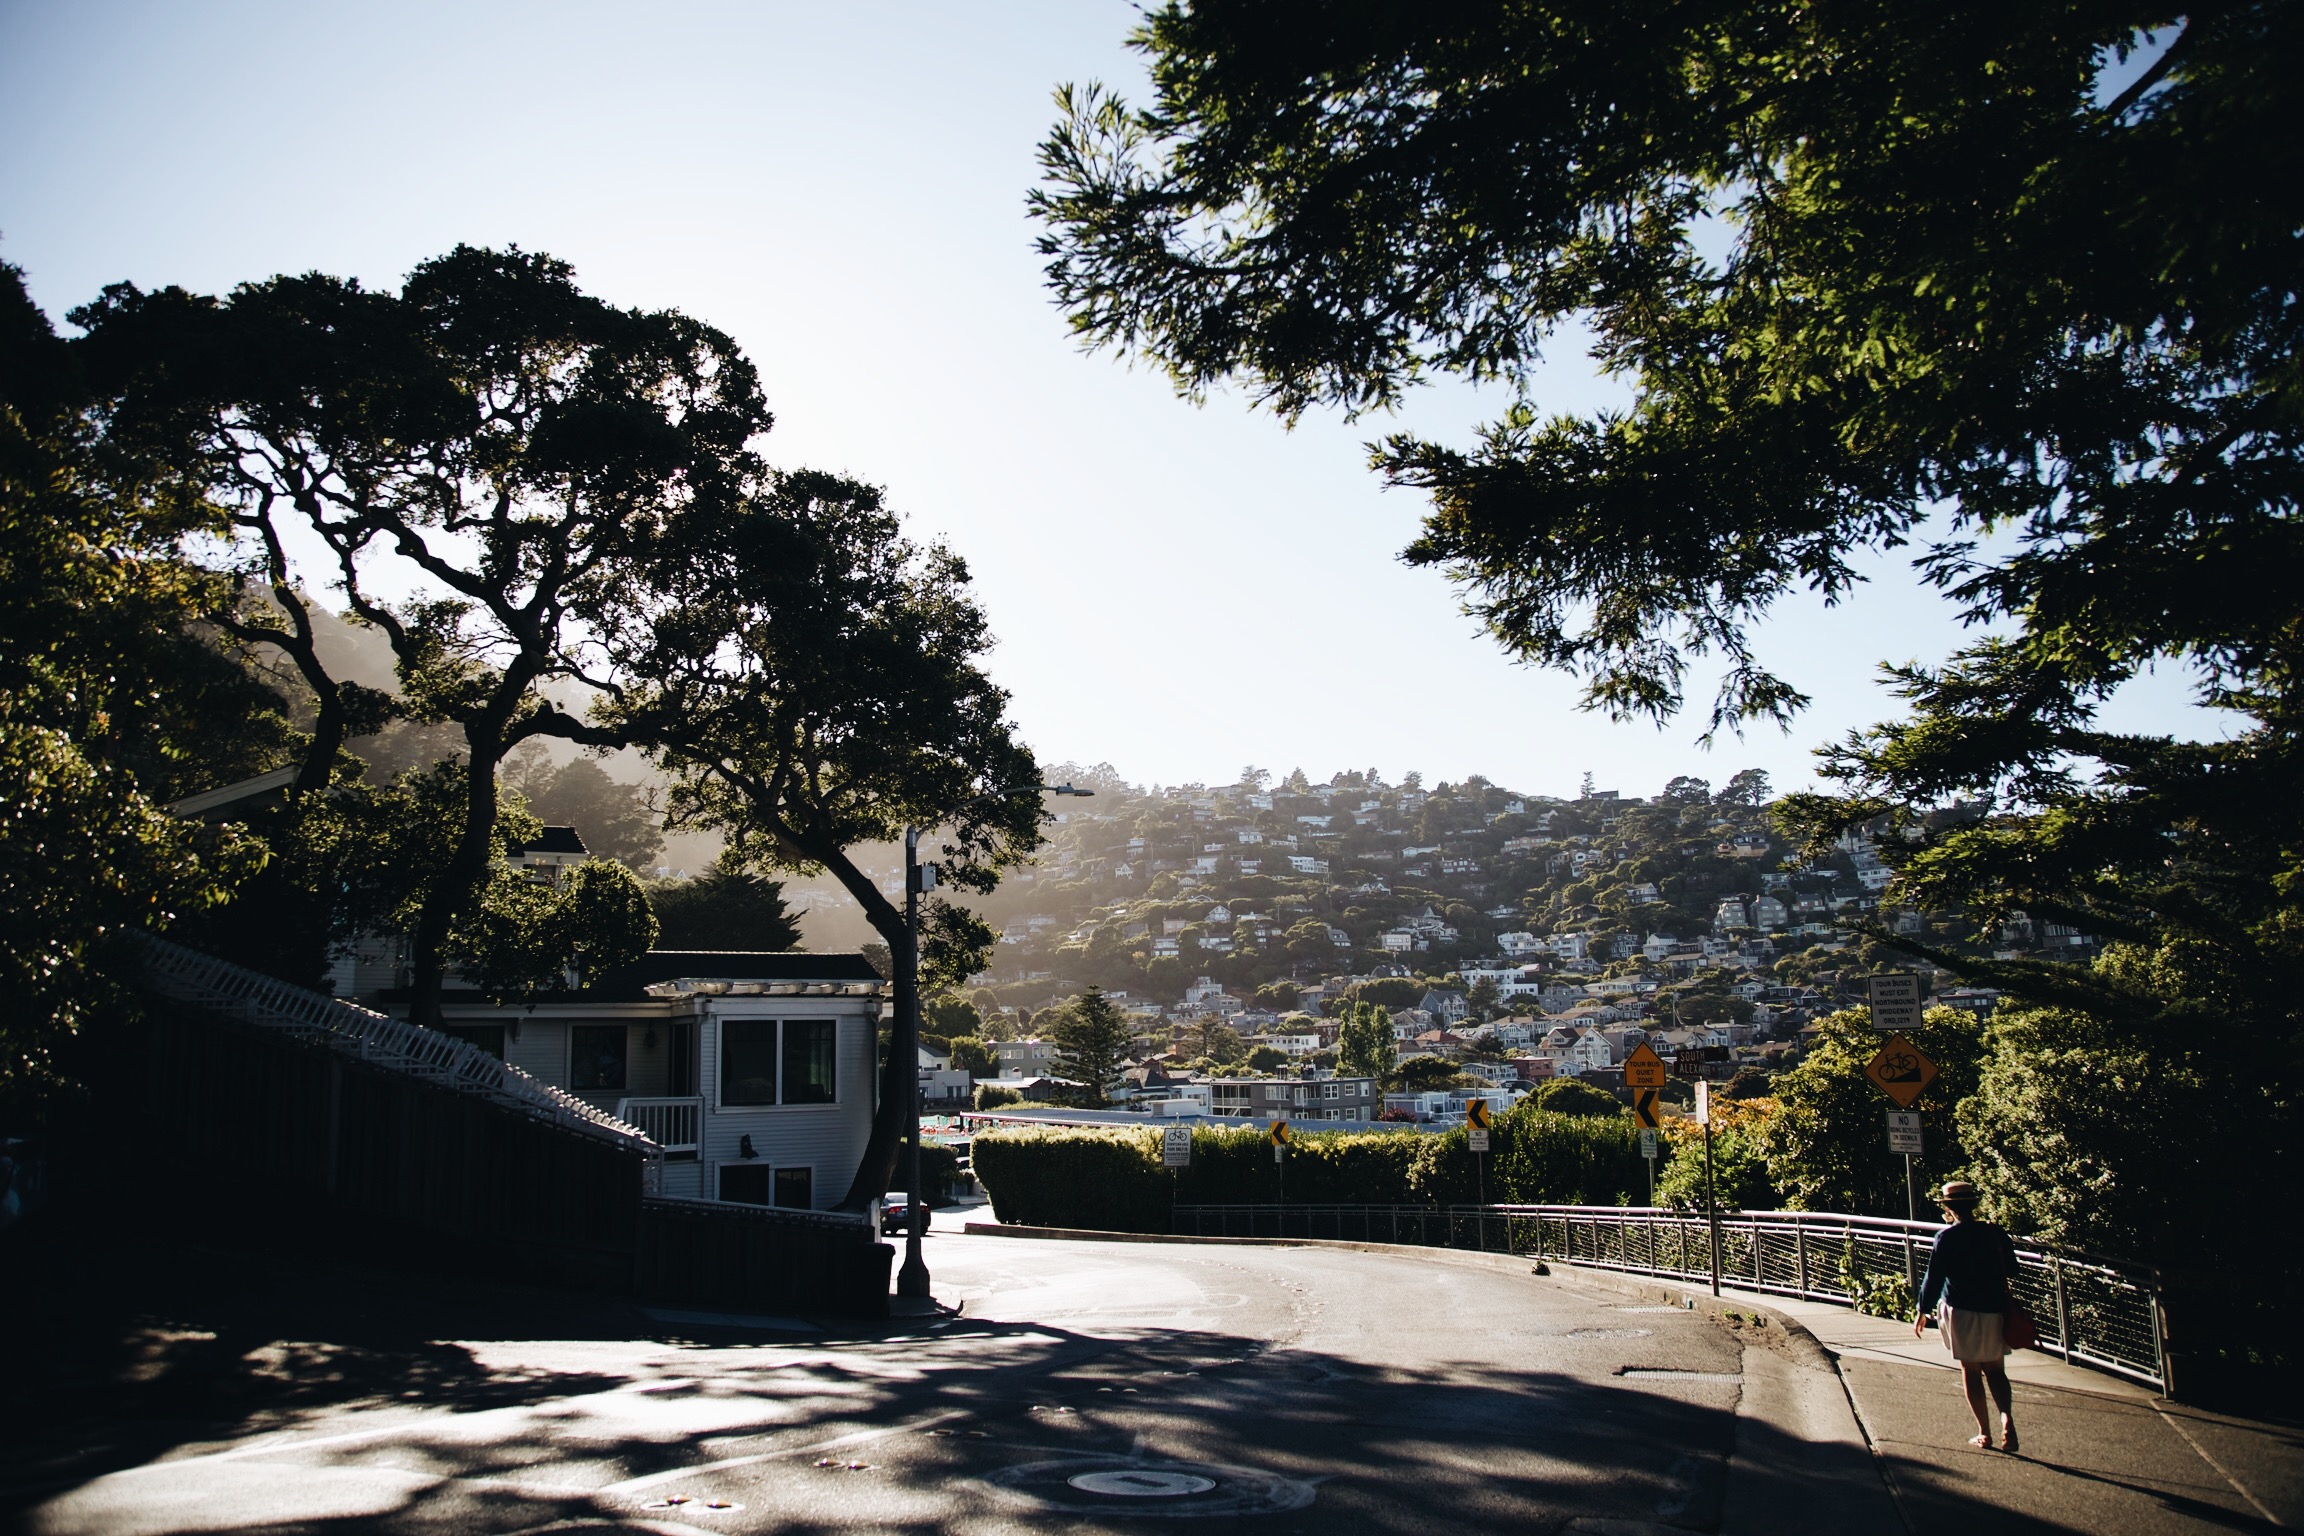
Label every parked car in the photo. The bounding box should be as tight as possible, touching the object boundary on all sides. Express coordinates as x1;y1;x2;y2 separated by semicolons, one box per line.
881;1192;932;1235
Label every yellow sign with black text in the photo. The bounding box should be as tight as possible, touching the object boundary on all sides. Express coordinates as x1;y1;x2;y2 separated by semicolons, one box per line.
1624;1041;1668;1089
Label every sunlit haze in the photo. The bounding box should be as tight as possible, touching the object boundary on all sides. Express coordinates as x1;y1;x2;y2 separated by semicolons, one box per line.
0;2;2215;797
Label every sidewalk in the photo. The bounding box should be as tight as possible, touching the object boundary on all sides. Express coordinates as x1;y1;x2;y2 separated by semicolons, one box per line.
1712;1282;2302;1534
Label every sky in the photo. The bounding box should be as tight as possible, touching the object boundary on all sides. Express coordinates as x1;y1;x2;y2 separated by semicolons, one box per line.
0;3;2216;801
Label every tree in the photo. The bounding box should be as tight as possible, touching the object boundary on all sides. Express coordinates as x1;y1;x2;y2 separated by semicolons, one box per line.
505;751;665;870
1715;771;1773;811
1757;1007;1983;1217
1246;1044;1288;1072
648;867;801;952
82;245;769;1022
1659;777;1713;807
1;262;281;1099
924;994;986;1040
1336;1001;1396;1080
448;857;656;1002
946;1035;996;1079
593;470;1043;1206
1036;6;2304;1279
1465;975;1502;1023
1391;1055;1470;1092
1051;987;1135;1107
1534;1078;1622;1119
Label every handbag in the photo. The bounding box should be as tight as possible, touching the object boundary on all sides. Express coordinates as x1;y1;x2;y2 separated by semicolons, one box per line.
2004;1298;2039;1351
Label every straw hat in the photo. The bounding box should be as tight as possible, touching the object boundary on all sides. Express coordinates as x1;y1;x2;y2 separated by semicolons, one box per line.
1937;1180;1981;1208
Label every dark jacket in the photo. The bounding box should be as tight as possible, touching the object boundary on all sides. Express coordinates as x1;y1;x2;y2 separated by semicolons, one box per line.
1917;1219;2018;1315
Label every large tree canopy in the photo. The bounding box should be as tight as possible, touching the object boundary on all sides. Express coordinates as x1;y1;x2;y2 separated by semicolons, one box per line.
78;246;769;1021
1035;2;2300;728
592;469;1045;1205
1037;4;2304;1297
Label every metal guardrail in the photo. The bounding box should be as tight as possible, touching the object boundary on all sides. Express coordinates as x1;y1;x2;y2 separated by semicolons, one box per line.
1174;1202;2169;1392
137;934;666;1188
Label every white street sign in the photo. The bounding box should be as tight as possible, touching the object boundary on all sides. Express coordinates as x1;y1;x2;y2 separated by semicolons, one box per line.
1886;1110;1924;1155
1640;1128;1659;1160
1695;1079;1712;1126
1468;1127;1490;1153
1162;1125;1192;1168
1868;972;1924;1034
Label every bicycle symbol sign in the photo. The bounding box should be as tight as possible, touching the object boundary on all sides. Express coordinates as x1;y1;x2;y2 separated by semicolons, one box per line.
1864;1032;1938;1108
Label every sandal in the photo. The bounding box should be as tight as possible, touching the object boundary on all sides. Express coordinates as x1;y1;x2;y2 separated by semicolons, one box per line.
1969;1434;1993;1450
2000;1425;2020;1454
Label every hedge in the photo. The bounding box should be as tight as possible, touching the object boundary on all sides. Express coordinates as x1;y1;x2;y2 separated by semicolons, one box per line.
972;1102;1648;1233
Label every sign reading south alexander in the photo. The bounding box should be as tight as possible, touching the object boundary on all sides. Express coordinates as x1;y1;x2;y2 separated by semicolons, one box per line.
1868;971;1924;1034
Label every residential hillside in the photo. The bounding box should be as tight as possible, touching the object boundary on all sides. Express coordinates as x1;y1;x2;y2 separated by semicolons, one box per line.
943;764;2045;1034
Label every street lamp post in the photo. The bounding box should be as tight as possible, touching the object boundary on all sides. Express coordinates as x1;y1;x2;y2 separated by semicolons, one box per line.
894;781;1093;1300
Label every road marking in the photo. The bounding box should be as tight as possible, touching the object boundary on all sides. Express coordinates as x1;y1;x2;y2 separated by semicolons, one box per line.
2152;1405;2285;1527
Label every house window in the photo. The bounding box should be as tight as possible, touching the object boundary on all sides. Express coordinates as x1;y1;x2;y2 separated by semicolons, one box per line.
722;1021;779;1105
721;1019;840;1106
570;1024;628;1091
782;1020;837;1104
437;1023;505;1060
773;1166;814;1209
719;1163;773;1205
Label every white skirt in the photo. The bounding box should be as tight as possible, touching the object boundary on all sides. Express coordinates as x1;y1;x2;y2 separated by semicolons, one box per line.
1942;1305;2007;1363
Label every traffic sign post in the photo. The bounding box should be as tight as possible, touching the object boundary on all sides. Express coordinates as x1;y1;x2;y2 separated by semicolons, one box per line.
1863;1037;1938;1227
1270;1119;1289;1207
1696;1081;1721;1296
1638;1127;1659;1206
1466;1100;1492;1244
1867;971;1925;1034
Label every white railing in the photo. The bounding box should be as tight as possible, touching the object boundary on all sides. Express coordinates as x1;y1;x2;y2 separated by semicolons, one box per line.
616;1096;702;1154
137;934;665;1185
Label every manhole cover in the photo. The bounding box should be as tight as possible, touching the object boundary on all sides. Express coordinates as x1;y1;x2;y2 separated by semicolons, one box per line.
984;1457;1315;1517
1070;1470;1220;1497
1566;1327;1654;1338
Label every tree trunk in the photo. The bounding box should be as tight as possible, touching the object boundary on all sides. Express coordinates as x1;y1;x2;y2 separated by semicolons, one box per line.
805;844;914;1212
404;718;508;1028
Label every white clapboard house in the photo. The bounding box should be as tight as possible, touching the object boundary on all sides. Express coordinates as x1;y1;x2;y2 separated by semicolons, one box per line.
423;951;887;1210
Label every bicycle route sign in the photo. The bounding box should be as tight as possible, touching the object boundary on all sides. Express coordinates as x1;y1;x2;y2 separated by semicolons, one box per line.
1864;1033;1938;1108
1163;1125;1192;1168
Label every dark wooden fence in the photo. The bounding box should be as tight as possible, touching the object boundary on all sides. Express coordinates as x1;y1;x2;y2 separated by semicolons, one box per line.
108;997;892;1314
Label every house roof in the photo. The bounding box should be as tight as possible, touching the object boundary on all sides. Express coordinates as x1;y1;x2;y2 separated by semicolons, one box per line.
420;948;885;1005
509;825;589;857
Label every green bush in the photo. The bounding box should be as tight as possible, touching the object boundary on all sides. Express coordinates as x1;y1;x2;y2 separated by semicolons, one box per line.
973;1082;1022;1110
972;1105;1650;1231
971;1127;1171;1232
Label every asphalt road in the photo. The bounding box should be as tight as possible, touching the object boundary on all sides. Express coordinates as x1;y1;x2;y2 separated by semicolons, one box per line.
12;1232;1783;1536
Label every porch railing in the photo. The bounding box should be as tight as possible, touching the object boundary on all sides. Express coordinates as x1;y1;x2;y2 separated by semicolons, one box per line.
1173;1201;2169;1393
138;934;666;1191
616;1096;702;1155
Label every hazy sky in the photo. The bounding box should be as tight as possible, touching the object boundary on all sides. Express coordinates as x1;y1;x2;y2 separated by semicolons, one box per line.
0;2;2214;799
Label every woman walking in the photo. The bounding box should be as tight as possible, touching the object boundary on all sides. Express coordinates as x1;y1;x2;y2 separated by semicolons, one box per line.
1913;1180;2022;1451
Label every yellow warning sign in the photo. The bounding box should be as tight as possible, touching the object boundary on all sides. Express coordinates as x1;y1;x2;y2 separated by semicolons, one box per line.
1269;1118;1291;1146
1631;1086;1665;1130
1466;1099;1492;1130
1864;1033;1938;1108
1624;1041;1668;1089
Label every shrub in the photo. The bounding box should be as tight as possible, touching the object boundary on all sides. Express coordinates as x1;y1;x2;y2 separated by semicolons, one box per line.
971;1127;1170;1232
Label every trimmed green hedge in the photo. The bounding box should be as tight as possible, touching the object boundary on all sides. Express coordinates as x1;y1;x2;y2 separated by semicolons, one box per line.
972;1102;1647;1232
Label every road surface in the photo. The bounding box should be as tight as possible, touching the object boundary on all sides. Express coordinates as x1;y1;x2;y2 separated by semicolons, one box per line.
12;1230;1811;1535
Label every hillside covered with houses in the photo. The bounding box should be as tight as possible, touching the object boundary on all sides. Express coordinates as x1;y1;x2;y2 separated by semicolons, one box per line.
921;765;2042;1109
